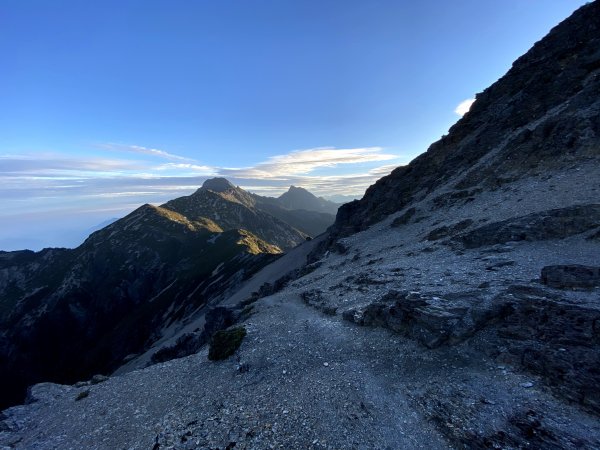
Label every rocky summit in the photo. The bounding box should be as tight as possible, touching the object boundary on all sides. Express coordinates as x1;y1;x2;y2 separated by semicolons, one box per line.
2;2;600;449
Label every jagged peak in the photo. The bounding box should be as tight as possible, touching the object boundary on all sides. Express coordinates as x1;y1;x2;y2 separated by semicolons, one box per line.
281;185;311;196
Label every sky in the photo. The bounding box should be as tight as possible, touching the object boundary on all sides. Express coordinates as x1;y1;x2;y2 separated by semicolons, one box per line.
0;0;589;250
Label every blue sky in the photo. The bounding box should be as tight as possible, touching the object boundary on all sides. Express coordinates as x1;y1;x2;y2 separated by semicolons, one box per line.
0;0;589;250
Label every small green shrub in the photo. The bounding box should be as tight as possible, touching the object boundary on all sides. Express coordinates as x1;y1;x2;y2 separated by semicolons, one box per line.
208;326;247;361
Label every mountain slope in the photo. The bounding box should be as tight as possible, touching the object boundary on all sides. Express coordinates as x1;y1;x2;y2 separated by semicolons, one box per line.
3;4;600;448
0;202;282;410
331;1;600;237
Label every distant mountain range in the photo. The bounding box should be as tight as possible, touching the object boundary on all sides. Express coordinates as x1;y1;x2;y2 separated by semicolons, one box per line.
0;179;338;409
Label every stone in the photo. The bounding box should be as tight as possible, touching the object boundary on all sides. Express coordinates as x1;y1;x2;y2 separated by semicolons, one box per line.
426;219;474;241
343;290;506;349
489;285;600;413
457;205;600;249
541;264;600;289
390;208;417;227
90;374;109;385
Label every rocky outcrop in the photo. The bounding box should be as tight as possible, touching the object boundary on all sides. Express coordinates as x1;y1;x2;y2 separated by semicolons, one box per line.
541;264;600;288
489;284;600;413
457;204;600;248
416;389;600;449
345;280;600;415
343;290;506;349
331;1;600;237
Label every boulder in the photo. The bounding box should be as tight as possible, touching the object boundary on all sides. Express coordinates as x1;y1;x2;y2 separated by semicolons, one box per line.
344;290;505;348
490;285;600;412
457;204;600;248
541;264;600;288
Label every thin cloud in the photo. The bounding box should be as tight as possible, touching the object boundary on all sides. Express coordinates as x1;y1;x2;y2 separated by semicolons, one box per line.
0;146;407;227
219;147;397;179
455;98;475;116
98;143;193;161
232;163;404;198
156;162;216;174
0;155;147;176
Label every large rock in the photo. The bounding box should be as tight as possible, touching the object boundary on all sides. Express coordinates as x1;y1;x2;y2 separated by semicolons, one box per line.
541;264;600;288
488;285;600;413
343;290;505;349
344;284;600;414
457;204;600;248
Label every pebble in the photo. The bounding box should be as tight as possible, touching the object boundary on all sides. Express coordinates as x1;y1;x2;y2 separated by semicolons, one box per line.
520;382;534;388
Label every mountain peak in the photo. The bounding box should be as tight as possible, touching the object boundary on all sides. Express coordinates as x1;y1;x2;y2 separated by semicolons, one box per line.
277;186;339;215
201;178;236;192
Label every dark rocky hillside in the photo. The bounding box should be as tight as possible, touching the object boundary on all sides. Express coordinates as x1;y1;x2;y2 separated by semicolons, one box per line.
331;0;600;237
2;3;600;449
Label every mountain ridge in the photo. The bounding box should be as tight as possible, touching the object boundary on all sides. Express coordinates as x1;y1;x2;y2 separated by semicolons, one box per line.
0;182;334;409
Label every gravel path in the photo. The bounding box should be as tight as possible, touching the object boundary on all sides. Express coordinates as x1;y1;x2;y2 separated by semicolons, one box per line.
1;292;452;449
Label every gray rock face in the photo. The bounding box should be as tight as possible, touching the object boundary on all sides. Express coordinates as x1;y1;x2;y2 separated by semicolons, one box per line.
343;281;600;415
457;204;600;248
489;285;600;413
343;290;503;349
416;391;597;450
541;264;600;288
426;219;473;241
